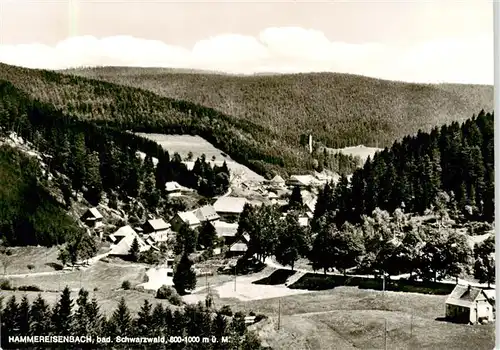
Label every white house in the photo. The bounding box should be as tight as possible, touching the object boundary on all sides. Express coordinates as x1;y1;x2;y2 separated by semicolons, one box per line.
165;181;183;196
192;205;220;223
445;284;495;324
80;208;104;229
212;221;239;245
108;226;150;257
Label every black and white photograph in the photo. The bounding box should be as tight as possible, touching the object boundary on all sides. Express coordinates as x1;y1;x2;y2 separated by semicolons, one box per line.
0;0;496;349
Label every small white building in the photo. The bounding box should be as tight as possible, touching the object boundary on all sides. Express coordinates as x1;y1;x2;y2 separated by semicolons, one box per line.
445;284;494;324
80;208;104;229
165;181;182;196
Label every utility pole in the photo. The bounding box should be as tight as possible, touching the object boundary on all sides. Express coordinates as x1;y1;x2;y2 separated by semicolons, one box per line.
278;298;281;331
384;318;388;350
409;310;413;349
234;265;236;292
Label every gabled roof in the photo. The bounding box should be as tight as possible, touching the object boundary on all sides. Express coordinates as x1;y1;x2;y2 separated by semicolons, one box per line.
304;197;317;213
230;241;248;252
212;221;239;237
109;228;150;256
270;175;285;184
193;205;220;222
446;284;489;308
145;218;170;231
213;197;247;214
165;181;182;192
175;211;201;226
289;175;316;186
82;207;103;220
242;233;250;243
110;225;136;240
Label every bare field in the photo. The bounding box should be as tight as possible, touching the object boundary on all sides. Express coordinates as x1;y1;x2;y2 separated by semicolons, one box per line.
135;133;264;182
327;145;382;164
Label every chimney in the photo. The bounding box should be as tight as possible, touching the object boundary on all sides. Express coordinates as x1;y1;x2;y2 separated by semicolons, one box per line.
308;134;313;154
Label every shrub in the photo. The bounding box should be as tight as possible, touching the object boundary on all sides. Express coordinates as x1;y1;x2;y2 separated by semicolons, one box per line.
17;285;42;292
156;285;183;305
219;305;233;316
0;279;13;290
121;280;131;290
255;314;267;322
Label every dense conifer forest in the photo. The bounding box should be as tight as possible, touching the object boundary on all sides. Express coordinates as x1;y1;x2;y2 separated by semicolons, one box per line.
66;67;493;149
311;110;495;227
0;288;265;349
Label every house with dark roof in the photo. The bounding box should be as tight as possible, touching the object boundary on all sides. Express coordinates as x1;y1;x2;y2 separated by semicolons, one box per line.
213;197;247;222
445;284;494;324
80;208;104;229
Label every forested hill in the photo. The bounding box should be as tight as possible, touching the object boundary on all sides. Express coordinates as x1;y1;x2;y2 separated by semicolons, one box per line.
0;63;314;178
312;110;495;228
64;67;493;149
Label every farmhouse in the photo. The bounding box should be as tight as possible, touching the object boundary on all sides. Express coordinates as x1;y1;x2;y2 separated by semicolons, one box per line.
228;239;248;257
269;175;286;187
287;175;319;188
170;211;201;232
142;218;171;245
165;181;182;196
80;208;104;229
213;197;247;222
445;284;494;324
108;226;150;257
212;221;239;245
192;205;220;223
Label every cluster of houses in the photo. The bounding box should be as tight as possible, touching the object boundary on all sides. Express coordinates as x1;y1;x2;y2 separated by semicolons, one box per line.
80;196;255;259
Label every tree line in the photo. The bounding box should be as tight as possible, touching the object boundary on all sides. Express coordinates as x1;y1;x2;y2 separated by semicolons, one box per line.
0;287;265;349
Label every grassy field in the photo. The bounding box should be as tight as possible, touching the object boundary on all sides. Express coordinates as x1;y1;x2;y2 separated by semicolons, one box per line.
0;246;61;274
5;260;148;292
226;288;494;350
136;133;264;182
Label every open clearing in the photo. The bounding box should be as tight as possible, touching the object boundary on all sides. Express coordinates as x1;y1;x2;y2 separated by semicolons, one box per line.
136;133;264;182
0;246;61;274
327;145;382;164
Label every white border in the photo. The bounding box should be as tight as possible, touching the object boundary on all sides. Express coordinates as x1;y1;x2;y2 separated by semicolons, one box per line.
495;1;500;348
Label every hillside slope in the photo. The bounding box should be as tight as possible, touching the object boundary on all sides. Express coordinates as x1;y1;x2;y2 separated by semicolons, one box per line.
0;63;314;178
64;67;494;148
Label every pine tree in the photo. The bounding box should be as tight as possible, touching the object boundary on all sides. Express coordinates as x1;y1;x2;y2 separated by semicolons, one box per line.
129;237;140;262
136;300;153;337
198;221;218;252
74;289;90;334
51;286;74;335
289;186;303;210
108;297;133;337
275;212;308;270
173;253;197;295
2;296;19;338
17;295;31;336
29;294;51;336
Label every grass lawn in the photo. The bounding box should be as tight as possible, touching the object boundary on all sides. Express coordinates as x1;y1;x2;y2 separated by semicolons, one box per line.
0;246;61;274
5;260;148;292
210;287;495;350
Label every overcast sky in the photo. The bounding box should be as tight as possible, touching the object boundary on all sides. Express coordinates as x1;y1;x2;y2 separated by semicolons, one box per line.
0;0;494;84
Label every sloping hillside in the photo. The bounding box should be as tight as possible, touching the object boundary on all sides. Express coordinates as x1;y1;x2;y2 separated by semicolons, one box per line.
64;67;494;148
